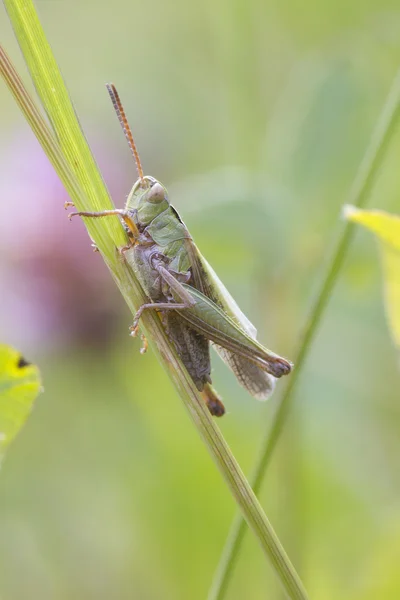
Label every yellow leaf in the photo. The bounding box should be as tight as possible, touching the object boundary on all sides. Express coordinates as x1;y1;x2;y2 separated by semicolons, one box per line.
0;344;41;457
344;205;400;348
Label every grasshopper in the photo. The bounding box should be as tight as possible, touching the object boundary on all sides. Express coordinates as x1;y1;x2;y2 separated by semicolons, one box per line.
70;85;292;416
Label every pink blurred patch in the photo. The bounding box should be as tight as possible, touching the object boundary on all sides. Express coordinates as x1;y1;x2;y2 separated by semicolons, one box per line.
0;132;132;352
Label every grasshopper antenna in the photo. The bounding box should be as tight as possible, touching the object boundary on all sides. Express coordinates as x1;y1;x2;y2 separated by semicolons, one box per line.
106;83;145;185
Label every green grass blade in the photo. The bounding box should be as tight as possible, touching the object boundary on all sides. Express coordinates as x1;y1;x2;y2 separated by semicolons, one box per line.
0;46;91;213
3;0;125;255
1;1;309;598
208;67;400;600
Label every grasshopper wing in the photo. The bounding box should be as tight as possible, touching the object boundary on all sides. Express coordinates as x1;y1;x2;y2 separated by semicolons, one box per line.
185;240;281;399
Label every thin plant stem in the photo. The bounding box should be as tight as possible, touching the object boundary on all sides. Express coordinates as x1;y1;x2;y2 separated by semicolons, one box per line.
208;67;400;600
1;1;310;598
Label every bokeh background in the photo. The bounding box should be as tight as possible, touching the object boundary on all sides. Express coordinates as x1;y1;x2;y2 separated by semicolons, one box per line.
1;1;400;599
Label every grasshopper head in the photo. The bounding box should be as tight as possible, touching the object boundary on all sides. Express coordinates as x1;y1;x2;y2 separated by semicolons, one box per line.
126;176;170;227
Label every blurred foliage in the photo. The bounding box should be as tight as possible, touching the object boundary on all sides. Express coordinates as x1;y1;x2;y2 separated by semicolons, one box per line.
345;206;400;350
0;0;400;599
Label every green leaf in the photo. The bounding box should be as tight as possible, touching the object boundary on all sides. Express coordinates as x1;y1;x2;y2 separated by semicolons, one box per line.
0;344;41;457
344;205;400;349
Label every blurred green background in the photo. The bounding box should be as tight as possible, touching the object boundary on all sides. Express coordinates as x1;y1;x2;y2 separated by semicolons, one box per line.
1;1;400;598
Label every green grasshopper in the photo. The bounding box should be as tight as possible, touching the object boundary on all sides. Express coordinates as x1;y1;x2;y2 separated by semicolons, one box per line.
71;84;292;416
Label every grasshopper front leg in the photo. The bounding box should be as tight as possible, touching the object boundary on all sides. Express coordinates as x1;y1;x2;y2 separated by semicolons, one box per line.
68;208;140;240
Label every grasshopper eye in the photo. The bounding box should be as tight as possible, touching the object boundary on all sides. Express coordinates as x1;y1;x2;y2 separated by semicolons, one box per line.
147;182;166;204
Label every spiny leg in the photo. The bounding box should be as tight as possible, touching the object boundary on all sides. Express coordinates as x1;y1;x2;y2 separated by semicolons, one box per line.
68;208;140;239
68;209;128;221
130;301;191;337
